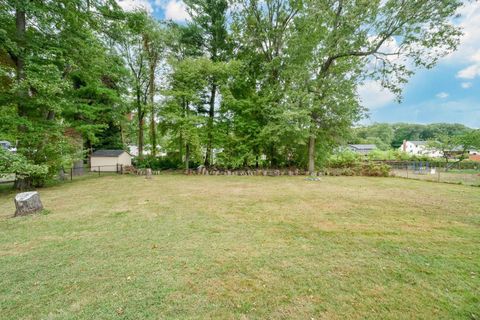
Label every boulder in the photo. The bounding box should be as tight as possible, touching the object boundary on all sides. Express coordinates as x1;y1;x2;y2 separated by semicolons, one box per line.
14;192;43;217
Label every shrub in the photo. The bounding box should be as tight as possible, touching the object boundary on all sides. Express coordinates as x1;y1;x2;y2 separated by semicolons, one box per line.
327;150;361;168
360;162;390;177
133;156;189;170
324;161;390;177
0;149;49;189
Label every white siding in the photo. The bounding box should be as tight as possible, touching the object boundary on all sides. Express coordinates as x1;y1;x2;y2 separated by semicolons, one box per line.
90;152;131;172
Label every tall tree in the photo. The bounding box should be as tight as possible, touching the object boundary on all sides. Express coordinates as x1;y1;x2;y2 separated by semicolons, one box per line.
296;0;462;174
116;11;150;159
185;0;230;166
0;0;127;188
143;18;166;157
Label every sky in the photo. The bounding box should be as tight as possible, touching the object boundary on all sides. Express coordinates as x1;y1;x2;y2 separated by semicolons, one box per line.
116;0;480;129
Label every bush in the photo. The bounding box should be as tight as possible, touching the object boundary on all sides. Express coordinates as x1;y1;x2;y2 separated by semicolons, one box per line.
327;150;361;168
0;149;49;189
323;162;390;177
359;162;390;177
133;156;187;170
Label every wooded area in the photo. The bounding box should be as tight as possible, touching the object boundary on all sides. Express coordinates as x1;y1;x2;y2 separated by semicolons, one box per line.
0;0;471;188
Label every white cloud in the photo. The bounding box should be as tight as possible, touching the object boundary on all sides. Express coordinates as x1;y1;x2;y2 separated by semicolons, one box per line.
436;92;449;99
456;58;480;79
117;0;153;12
156;0;190;22
358;81;396;110
448;2;480;79
461;82;473;89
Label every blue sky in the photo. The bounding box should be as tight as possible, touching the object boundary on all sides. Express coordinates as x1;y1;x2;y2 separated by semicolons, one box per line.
117;0;480;128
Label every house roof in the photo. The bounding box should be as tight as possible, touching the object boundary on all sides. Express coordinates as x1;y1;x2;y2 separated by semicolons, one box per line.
408;141;427;146
91;150;126;157
348;144;377;150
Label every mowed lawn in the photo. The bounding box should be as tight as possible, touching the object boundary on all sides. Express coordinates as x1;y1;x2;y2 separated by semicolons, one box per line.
0;176;479;320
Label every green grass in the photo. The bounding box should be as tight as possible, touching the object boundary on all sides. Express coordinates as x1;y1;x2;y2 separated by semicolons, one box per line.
0;175;479;319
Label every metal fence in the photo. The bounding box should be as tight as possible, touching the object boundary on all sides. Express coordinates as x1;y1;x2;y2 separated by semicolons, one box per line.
381;161;480;186
57;164;125;182
0;164;125;186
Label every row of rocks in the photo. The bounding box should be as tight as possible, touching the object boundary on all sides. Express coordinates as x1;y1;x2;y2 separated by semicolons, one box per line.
129;167;324;177
186;168;323;177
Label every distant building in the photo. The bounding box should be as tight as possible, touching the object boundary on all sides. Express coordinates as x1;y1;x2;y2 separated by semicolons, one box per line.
470;149;480;162
348;144;377;155
128;145;167;157
90;150;132;172
0;140;16;152
399;140;443;158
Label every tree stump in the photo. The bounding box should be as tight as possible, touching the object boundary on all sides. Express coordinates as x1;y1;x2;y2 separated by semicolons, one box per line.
14;192;43;217
145;168;153;179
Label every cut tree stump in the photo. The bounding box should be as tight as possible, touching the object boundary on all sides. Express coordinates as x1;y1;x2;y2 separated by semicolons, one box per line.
14;192;43;217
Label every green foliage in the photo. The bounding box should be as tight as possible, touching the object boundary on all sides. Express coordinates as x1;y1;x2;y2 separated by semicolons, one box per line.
0;0;465;182
428;129;480;168
0;149;48;183
133;156;184;170
326;149;391;177
324;161;391;177
352;123;473;150
0;0;128;189
327;150;361;168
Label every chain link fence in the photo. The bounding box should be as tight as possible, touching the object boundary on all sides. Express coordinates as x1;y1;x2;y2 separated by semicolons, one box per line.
381;161;480;186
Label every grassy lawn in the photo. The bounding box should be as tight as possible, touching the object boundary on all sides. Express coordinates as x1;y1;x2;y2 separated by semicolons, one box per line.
0;175;479;319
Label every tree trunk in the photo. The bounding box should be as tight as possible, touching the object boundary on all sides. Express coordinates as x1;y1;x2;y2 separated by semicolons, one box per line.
138;114;144;160
269;143;276;168
148;56;157;158
204;83;217;167
185;143;190;171
15;7;26;85
137;88;144;160
14;177;32;191
15;4;27;137
308;134;316;176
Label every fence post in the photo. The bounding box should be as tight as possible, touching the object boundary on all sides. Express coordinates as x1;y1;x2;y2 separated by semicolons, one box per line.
406;163;408;179
98;166;100;176
121;164;123;175
70;168;73;181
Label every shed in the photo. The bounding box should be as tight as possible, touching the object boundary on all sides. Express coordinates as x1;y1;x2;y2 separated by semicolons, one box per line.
90;150;132;172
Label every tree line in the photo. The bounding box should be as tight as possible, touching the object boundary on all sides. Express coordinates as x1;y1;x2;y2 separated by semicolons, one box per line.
0;0;466;188
350;123;476;150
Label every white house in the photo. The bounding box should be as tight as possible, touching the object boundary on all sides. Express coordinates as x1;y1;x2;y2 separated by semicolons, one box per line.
399;140;443;158
90;150;132;172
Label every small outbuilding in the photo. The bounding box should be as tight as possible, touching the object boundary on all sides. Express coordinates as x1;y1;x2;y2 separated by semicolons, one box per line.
348;144;377;155
90;150;132;172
